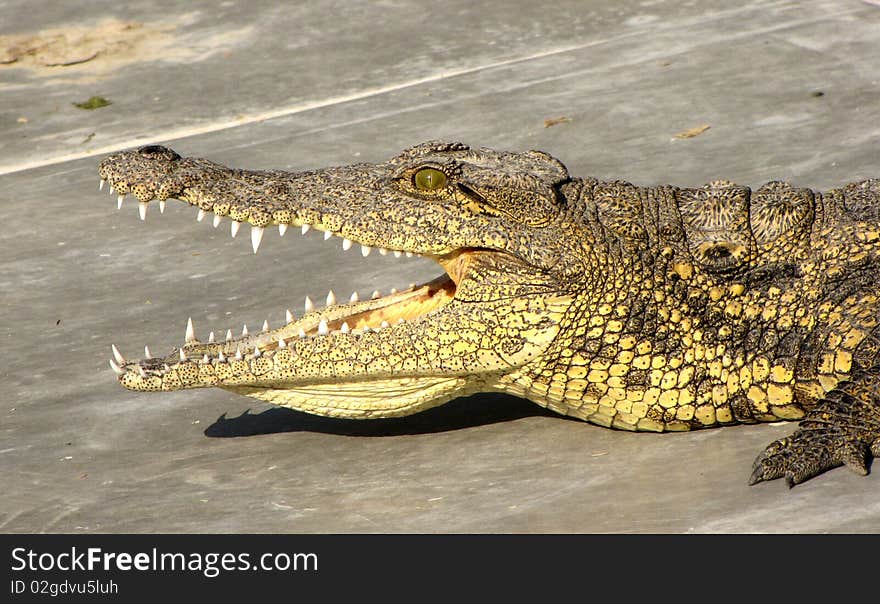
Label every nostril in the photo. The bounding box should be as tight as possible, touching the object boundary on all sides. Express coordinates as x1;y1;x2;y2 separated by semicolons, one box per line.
138;145;180;161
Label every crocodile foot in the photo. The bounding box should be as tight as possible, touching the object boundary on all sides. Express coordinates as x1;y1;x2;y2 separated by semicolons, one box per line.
749;371;880;487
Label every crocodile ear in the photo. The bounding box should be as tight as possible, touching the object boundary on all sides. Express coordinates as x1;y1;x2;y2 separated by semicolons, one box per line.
458;149;570;225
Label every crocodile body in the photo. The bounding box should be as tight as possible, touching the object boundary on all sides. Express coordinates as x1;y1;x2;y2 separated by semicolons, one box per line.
99;142;880;486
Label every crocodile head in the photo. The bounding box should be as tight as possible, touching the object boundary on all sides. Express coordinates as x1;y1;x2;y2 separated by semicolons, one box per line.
99;141;584;418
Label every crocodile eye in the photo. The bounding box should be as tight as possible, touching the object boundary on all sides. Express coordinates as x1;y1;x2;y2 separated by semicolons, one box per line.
413;168;447;191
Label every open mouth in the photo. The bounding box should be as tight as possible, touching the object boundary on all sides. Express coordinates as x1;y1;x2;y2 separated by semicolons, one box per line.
101;177;477;382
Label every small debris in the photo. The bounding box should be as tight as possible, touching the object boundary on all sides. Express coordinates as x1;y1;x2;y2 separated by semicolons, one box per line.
543;116;572;128
16;116;28;123
56;319;62;326
811;90;825;97
73;96;111;110
591;451;609;457
81;132;95;144
672;124;711;140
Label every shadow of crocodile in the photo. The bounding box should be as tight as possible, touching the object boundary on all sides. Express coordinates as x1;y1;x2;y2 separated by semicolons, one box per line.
204;392;564;437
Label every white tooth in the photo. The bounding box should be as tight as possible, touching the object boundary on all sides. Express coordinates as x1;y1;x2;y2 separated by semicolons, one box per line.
218;350;226;362
371;290;381;299
109;359;124;375
179;349;187;362
323;230;332;240
111;344;126;365
397;318;405;324
241;324;249;337
286;309;294;323
278;223;288;236
100;179;106;191
342;238;352;251
253;345;261;358
349;291;359;303
235;347;243;361
144;345;153;358
326;290;337;306
202;354;210;364
408;283;416;290
159;200;166;214
390;288;398;295
213;214;221;228
117;194;125;210
301;224;311;235
378;247;388;255
226;329;233;342
231;220;241;238
185;317;196;343
208;331;215;343
137;366;147;378
138;202;147;221
109;185;115;195
304;296;314;313
341;322;350;333
318;319;329;335
298;328;307;339
405;251;413;258
251;225;264;253
262;319;270;332
380;321;390;328
197;209;206;222
394;250;402;258
361;245;371;257
278;337;287;348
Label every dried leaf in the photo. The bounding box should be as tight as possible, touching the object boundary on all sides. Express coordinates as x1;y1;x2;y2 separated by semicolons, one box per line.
543;116;572;128
673;124;711;139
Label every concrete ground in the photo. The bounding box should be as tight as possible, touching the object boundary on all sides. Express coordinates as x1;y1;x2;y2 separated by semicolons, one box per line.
2;0;879;533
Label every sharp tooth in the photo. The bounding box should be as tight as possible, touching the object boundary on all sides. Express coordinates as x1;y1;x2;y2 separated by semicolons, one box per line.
144;345;153;358
138;202;148;220
235;347;243;361
111;344;126;365
185;317;196;343
342;238;352;251
394;250;402;258
380;321;390;328
213;214;221;228
202;354;210;364
251;225;264;253
241;324;249;337
109;359;124;375
99;179;105;191
318;319;329;335
179;349;187;362
137;366;147;378
286;308;294;323
408;283;416;290
218;350;226;362
326;290;337;306
378;247;388;255
390;288;398;295
197;209;206;222
341;322;350;333
278;337;287;348
262;319;270;332
361;245;371;257
231;220;241;238
109;185;115;194
117;194;125;210
298;328;307;339
323;230;332;241
371;290;381;299
253;345;261;358
159;200;166;214
304;296;314;313
208;331;215;343
301;224;311;235
405;251;413;258
349;291;359;303
397;318;405;324
226;329;233;342
278;223;288;236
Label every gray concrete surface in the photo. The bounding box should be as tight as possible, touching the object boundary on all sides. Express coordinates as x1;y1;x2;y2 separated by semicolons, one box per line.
2;0;879;533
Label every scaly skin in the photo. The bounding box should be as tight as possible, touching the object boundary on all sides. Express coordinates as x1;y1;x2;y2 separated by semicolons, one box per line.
99;141;880;486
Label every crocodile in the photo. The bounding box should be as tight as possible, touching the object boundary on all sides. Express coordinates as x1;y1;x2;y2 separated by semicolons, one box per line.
98;141;880;487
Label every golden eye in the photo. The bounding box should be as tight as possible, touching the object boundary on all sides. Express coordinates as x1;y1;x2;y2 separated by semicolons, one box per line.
413;167;447;191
